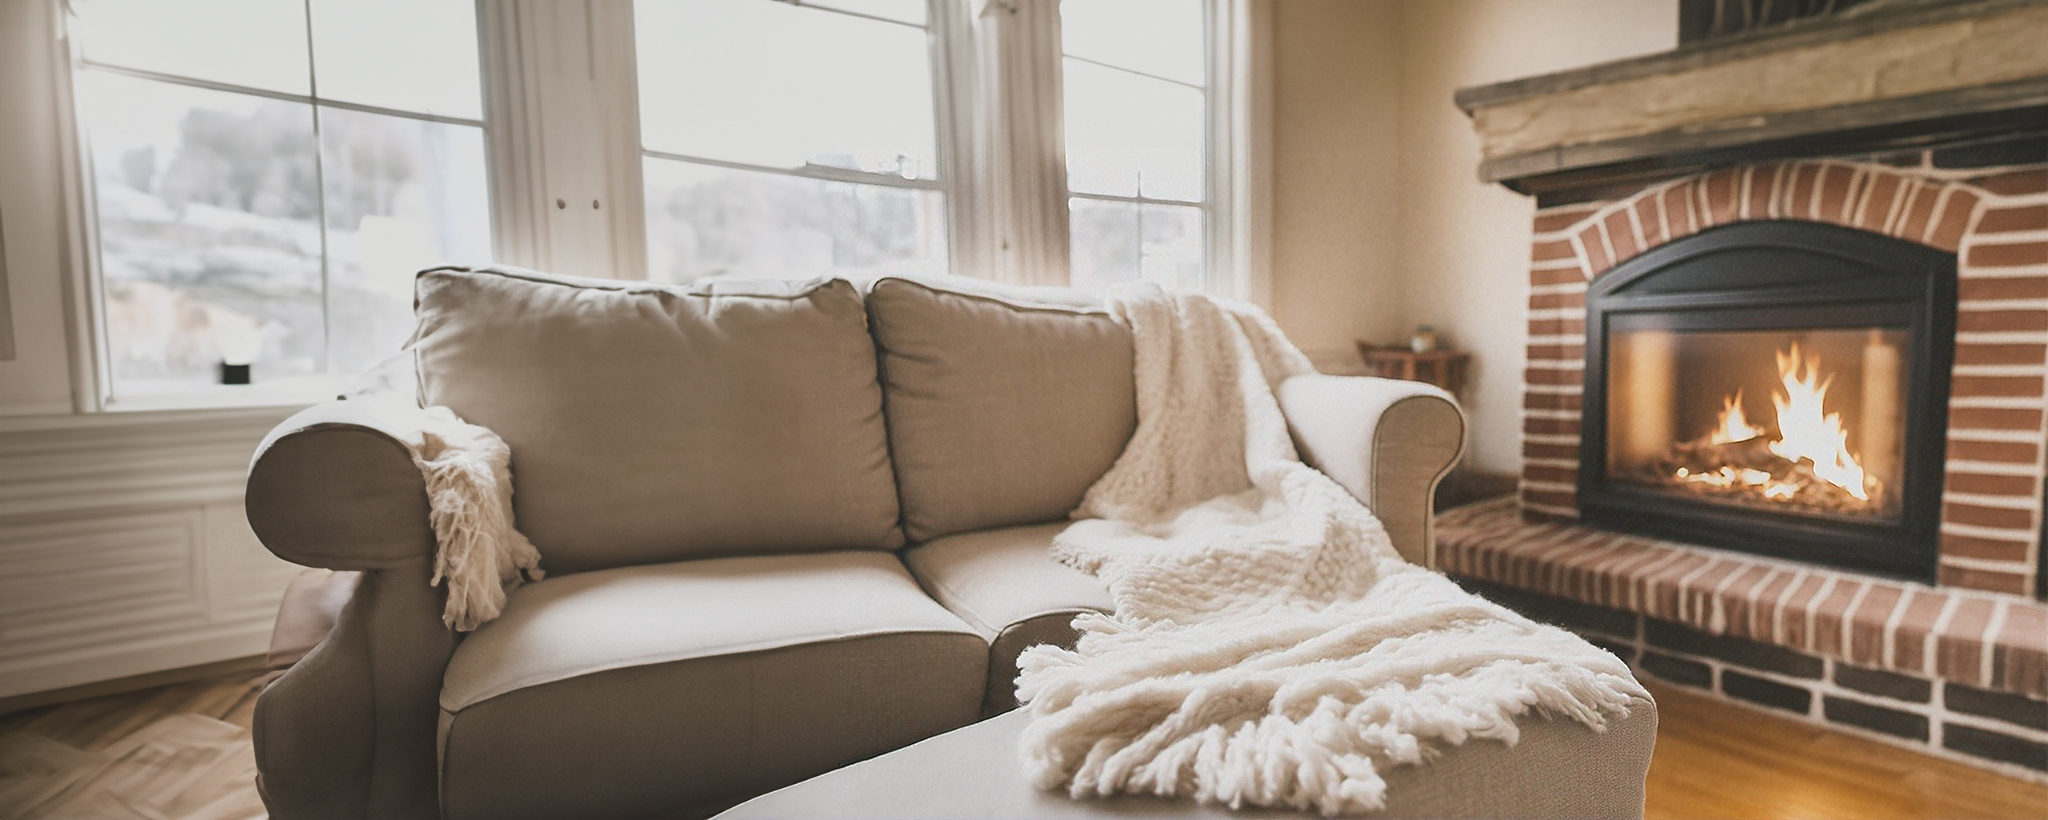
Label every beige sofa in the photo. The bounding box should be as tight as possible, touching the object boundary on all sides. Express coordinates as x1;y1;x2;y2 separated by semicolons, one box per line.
244;267;1469;819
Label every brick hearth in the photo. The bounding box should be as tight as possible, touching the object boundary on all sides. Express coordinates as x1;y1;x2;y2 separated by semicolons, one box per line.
1440;498;2048;777
1441;499;2046;699
1519;160;2048;595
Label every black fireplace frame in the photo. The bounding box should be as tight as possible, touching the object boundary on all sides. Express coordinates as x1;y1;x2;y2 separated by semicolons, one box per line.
1578;221;1955;582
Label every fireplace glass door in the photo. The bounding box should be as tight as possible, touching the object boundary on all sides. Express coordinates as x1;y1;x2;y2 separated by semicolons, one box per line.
1579;221;1954;582
1607;325;1909;522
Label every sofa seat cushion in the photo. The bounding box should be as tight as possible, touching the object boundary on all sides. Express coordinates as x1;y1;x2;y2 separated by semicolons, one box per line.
867;277;1136;543
901;523;1113;715
437;551;988;819
412;267;903;573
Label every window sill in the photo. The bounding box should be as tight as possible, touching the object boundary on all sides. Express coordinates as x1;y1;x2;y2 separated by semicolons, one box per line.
0;402;309;436
100;375;348;414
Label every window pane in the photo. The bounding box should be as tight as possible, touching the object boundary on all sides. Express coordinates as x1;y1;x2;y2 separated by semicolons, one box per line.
1069;198;1137;292
1070;198;1204;293
81;73;324;396
636;0;938;178
74;0;310;96
1062;0;1206;86
807;0;927;26
320;109;491;377
309;0;484;120
644;158;946;283
1063;59;1204;201
1137;202;1205;290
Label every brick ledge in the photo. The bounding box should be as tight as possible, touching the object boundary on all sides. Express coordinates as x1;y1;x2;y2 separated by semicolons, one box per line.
1437;498;2047;698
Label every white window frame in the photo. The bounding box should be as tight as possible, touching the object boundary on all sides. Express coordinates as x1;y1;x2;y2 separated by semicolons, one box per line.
1211;0;1270;305
43;0;1262;414
603;0;1258;297
632;0;969;285
1045;0;1264;298
54;0;499;412
1060;1;1209;290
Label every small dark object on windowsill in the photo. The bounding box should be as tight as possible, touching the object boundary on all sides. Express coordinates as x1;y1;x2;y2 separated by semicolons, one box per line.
220;362;251;385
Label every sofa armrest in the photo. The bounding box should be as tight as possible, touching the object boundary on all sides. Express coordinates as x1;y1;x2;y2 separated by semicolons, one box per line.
1276;375;1467;567
247;397;438;570
246;397;456;819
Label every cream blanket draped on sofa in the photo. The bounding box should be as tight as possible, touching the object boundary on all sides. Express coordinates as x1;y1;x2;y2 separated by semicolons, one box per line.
1015;287;1647;816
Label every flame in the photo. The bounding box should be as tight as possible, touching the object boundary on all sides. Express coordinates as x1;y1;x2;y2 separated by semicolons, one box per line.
1677;343;1872;503
1767;344;1870;500
1709;390;1766;444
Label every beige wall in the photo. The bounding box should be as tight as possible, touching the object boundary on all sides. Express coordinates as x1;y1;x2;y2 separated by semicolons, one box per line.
1266;0;1674;475
1267;0;1405;372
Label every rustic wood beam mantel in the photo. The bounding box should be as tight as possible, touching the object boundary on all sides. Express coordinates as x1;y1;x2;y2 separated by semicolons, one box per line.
1457;0;2048;201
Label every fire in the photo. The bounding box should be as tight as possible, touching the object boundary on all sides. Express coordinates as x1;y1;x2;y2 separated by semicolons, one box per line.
1682;343;1872;503
1767;345;1870;500
1709;390;1766;444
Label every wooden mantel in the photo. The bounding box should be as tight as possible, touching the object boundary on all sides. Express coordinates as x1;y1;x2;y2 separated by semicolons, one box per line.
1457;0;2048;202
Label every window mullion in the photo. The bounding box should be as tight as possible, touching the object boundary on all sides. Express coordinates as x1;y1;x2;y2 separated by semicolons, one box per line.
476;0;547;271
930;0;980;276
301;0;332;376
970;0;1071;287
477;0;643;280
590;1;647;280
1212;0;1267;305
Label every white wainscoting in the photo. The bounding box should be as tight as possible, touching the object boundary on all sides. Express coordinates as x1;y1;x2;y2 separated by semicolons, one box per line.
0;407;303;698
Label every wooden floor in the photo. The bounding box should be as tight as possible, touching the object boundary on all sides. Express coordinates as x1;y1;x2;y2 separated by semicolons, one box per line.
1644;680;2048;819
0;670;267;819
0;673;2043;819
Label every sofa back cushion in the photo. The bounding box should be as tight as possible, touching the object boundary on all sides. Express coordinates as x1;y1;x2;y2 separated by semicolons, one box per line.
412;267;902;573
866;277;1135;543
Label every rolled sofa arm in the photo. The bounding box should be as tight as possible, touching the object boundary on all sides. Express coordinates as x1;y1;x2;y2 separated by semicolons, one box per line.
247;397;439;569
1276;375;1467;567
246;397;456;819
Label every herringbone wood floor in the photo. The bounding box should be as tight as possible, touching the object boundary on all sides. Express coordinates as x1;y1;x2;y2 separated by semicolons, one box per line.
1;673;2043;819
0;670;266;819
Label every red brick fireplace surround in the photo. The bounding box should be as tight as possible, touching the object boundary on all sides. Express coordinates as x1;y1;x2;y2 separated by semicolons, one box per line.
1438;159;2048;778
1441;0;2048;781
1520;160;2048;597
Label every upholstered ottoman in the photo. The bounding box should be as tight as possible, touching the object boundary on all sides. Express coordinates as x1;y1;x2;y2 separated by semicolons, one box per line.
716;697;1659;819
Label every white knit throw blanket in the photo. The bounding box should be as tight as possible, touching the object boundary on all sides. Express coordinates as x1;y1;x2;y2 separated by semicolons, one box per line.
1014;287;1647;816
362;397;544;631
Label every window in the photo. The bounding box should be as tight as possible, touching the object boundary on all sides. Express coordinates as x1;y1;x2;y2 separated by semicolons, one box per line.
1061;0;1212;292
45;0;1249;413
71;0;490;406
635;0;950;283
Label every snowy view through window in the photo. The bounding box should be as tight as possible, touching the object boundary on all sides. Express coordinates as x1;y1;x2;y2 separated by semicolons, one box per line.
1064;0;1209;291
636;0;948;283
74;0;487;401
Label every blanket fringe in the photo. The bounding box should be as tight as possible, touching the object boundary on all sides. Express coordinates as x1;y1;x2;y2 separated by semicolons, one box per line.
405;407;545;631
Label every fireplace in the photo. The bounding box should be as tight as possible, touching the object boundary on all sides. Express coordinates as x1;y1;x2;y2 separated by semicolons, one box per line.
1437;1;2048;780
1579;221;1956;582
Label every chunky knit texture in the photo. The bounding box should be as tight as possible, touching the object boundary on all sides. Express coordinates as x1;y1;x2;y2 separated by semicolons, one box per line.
1015;287;1647;815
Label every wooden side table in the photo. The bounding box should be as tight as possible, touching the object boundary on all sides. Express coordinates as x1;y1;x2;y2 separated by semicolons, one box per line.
1355;344;1492;512
1354;344;1471;397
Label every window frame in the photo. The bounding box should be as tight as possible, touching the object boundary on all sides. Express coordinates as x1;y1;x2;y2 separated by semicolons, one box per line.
633;0;965;285
1060;0;1217;292
60;0;495;412
45;0;1259;415
1054;0;1260;299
